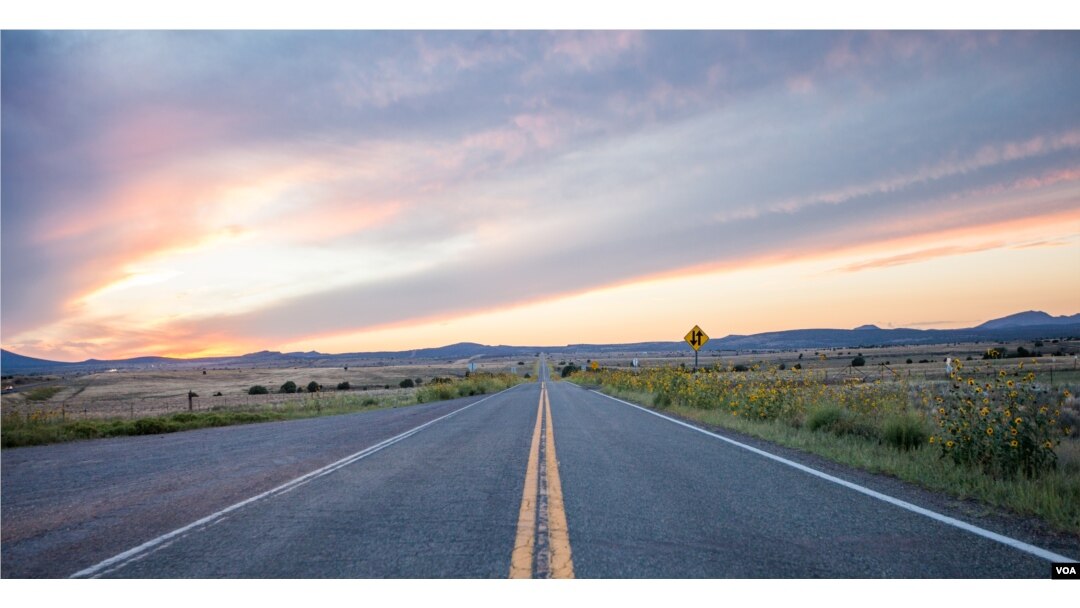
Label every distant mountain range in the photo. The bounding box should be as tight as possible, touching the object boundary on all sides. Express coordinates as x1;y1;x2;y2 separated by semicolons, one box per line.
3;310;1078;374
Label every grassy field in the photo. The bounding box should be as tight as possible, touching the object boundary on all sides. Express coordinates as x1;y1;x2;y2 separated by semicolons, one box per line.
0;358;534;448
0;357;532;420
568;356;1080;535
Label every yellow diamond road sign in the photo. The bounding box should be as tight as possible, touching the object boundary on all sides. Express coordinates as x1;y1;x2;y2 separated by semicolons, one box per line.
590;360;599;371
684;325;709;351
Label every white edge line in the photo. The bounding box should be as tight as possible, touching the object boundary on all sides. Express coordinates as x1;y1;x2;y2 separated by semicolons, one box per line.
70;384;527;578
585;387;1077;564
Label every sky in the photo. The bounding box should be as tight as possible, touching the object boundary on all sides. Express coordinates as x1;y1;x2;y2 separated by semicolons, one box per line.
2;29;1079;361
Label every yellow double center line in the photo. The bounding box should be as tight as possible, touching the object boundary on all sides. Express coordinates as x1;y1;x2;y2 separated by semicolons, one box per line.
510;381;574;578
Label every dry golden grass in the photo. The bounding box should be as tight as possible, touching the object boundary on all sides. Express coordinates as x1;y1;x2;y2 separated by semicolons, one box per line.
1;357;534;421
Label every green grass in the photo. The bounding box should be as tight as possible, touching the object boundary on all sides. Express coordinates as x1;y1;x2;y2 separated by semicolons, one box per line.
3;391;414;449
22;386;63;402
415;372;530;403
1;373;538;450
594;384;1080;535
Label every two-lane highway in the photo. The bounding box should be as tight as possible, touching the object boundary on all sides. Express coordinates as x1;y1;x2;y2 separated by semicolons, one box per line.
2;356;1075;578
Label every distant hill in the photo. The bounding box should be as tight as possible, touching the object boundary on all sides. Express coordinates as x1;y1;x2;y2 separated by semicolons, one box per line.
1;349;76;373
2;311;1077;374
975;310;1080;330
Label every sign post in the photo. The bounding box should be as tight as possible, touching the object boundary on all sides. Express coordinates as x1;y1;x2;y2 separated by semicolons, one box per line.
684;325;710;371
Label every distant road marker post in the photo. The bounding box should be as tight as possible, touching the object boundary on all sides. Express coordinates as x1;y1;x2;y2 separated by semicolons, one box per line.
684;325;709;370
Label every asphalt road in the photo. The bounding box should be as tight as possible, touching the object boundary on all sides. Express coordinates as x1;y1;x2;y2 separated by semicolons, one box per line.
2;358;1076;578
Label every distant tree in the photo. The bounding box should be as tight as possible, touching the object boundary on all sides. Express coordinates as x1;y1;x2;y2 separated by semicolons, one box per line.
399;378;415;388
1015;346;1031;358
518;361;525;366
280;380;297;394
851;356;866;367
798;353;803;360
307;381;321;393
906;359;913;364
778;363;786;370
792;363;802;370
732;364;749;372
337;381;350;391
414;378;423;386
248;385;269;395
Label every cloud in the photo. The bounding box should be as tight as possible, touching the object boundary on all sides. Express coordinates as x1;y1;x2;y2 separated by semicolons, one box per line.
3;31;1079;359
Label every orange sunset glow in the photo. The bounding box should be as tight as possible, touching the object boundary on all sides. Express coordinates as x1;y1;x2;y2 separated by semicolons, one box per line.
3;30;1079;362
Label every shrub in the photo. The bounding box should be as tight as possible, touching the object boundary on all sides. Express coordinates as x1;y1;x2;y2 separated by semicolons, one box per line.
69;422;103;440
337;381;350;391
307;381;321;393
134;418;172;435
361;397;378;406
248;385;269;395
561;364;580;378
807;405;848;434
882;413;928;451
280;380;297;394
399;378;415;388
932;362;1066;478
732;364;749;372
851;356;866;367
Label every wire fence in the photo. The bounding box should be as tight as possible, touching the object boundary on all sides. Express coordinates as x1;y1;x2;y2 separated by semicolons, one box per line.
2;387;409;423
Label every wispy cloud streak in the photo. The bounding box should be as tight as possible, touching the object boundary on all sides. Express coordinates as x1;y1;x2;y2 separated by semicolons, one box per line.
3;31;1079;360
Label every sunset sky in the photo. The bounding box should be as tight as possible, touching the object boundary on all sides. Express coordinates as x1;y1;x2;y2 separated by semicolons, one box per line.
2;29;1079;361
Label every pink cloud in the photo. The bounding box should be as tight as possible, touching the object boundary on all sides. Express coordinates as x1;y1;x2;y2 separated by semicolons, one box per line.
547;31;643;71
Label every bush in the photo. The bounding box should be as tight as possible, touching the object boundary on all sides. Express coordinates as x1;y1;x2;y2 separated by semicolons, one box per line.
399;378;415;388
851;356;866;367
807;405;848;434
307;381;320;393
134;418;172;435
280;380;297;394
337;381;350;391
882;413;928;451
560;364;580;378
933;362;1066;478
248;385;269;395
